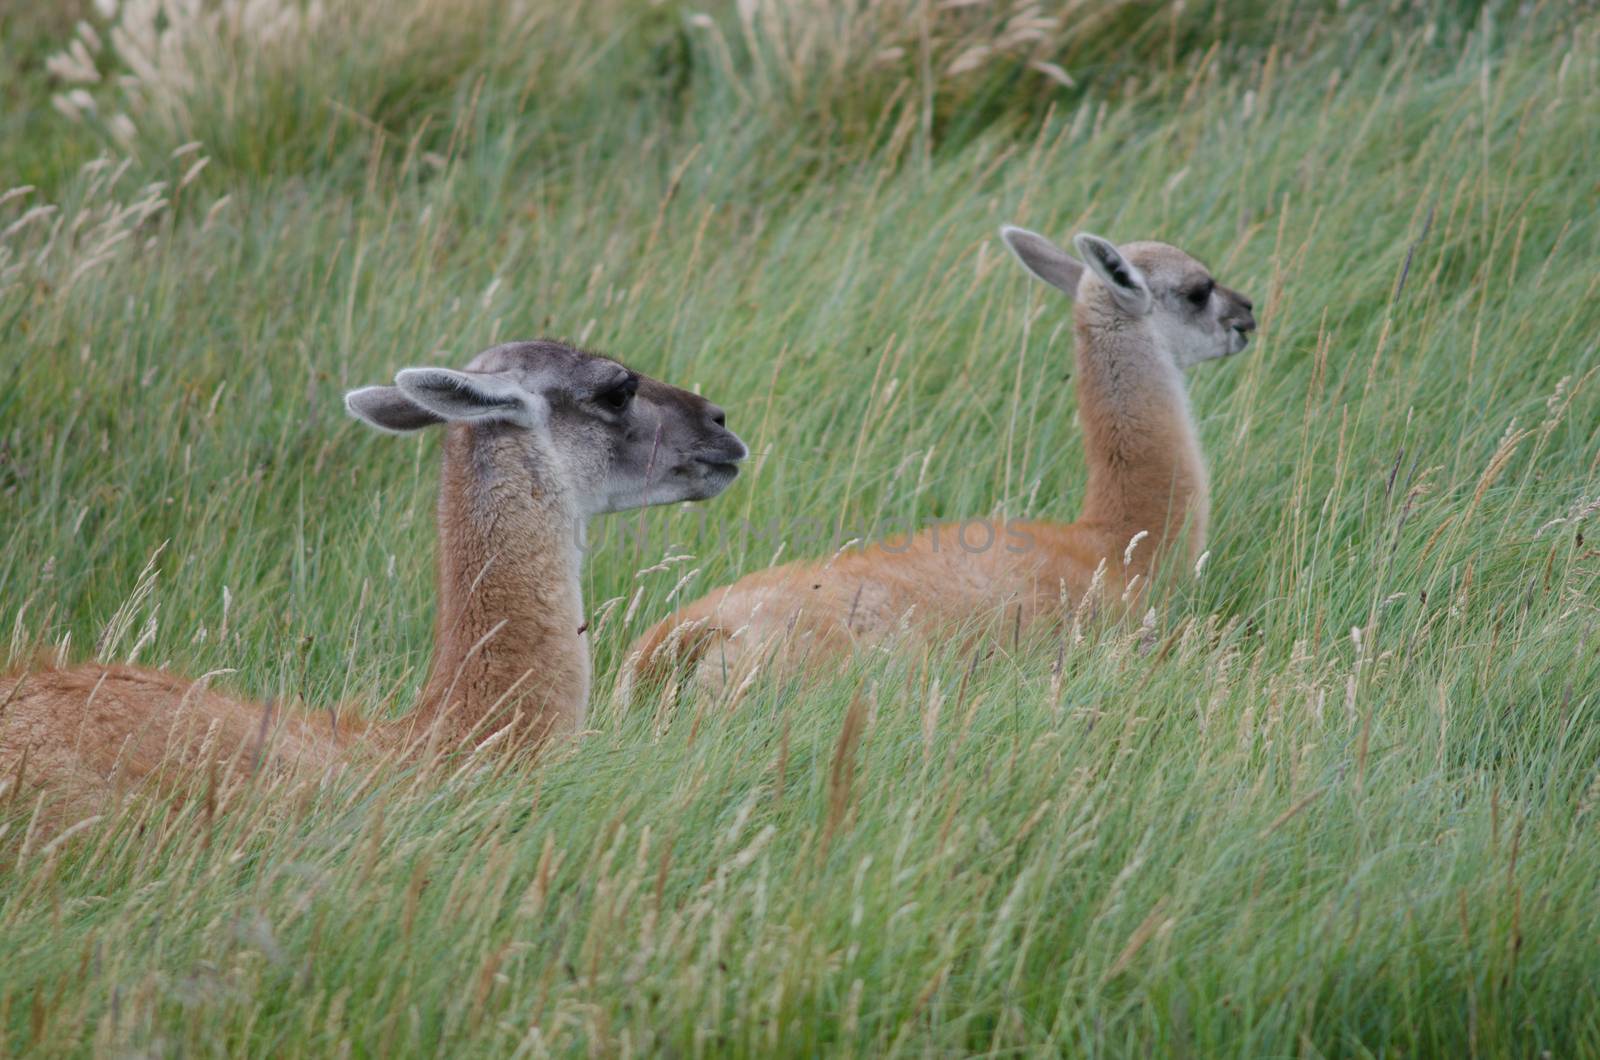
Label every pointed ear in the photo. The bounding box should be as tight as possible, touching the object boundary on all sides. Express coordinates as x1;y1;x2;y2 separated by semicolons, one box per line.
1000;225;1084;297
1073;233;1151;315
345;385;445;434
394;367;547;428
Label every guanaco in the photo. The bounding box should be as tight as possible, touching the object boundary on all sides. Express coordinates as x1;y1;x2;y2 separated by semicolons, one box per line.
625;227;1255;695
1;340;746;822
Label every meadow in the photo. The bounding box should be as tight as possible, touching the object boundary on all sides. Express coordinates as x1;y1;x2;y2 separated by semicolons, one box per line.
2;0;1599;1054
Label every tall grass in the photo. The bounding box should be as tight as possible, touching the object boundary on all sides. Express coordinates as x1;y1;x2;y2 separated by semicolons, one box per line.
3;0;1599;1054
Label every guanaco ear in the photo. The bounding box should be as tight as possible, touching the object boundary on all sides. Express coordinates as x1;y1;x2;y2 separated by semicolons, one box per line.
394;367;548;429
1000;225;1084;297
1073;233;1152;316
345;385;445;434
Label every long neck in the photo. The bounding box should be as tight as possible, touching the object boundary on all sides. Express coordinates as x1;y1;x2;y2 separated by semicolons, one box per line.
409;425;589;751
1073;308;1210;576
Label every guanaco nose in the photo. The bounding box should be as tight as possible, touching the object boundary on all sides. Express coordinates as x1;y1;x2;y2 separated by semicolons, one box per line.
1223;287;1256;331
702;403;748;462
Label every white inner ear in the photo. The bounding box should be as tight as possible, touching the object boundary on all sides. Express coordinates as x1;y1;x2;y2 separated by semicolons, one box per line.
1073;234;1152;316
395;367;547;428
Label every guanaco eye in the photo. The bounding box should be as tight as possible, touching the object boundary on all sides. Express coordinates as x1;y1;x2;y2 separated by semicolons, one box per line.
596;376;637;413
1186;281;1214;308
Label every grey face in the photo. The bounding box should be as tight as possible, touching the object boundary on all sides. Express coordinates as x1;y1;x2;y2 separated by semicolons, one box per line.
463;341;748;514
1118;242;1257;367
999;225;1258;369
345;340;748;516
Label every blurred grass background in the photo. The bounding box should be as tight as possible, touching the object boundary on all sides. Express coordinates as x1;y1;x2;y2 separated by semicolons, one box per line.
2;0;1599;1054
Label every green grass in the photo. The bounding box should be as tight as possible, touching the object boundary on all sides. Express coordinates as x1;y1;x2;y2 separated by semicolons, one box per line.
3;0;1599;1054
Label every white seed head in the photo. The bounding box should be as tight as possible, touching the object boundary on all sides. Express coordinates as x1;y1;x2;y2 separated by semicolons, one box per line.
1123;529;1149;567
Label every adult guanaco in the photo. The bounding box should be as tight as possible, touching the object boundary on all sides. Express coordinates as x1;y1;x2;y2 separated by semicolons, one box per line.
1;340;746;821
626;226;1255;695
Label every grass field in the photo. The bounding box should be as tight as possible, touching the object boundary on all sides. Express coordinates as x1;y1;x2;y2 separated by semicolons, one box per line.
3;0;1599;1054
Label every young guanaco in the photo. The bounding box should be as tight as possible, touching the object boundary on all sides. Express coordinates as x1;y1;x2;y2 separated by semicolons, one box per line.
1;340;746;822
625;227;1254;696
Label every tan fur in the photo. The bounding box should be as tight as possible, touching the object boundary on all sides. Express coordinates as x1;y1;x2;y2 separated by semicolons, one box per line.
0;663;348;824
627;236;1254;697
400;424;591;751
1;340;744;829
0;425;573;823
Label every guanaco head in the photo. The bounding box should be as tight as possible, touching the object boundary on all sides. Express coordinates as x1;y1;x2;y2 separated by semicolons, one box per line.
1000;226;1256;366
343;340;747;514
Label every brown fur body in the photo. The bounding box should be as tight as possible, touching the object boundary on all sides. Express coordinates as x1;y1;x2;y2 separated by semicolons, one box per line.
0;663;350;824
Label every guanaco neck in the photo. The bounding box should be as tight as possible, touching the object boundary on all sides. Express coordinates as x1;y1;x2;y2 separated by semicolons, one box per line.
1072;302;1209;575
408;424;589;751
